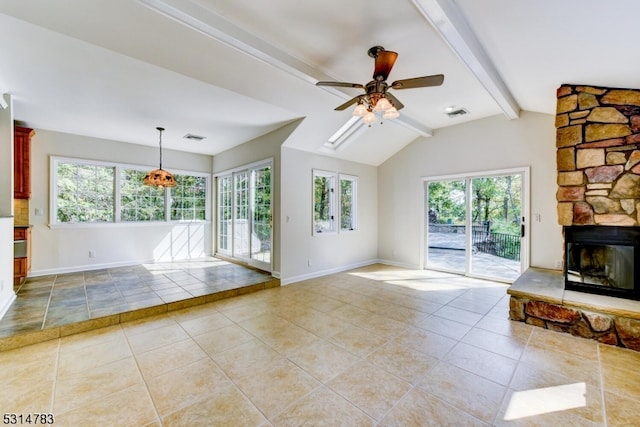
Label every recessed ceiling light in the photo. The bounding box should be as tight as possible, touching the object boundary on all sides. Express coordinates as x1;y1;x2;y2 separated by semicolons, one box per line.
183;133;206;142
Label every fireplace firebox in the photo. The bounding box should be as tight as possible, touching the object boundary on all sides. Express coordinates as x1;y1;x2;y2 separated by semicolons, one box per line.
564;226;640;300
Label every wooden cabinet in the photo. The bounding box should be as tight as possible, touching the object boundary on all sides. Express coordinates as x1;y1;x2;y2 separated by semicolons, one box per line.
13;227;32;287
14;125;34;199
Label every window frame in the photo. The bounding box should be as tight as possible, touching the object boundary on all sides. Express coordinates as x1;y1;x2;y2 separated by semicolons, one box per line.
339;173;358;232
313;169;337;235
50;156;210;228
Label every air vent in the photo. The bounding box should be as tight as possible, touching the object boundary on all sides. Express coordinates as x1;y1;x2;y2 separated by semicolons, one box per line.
183;133;206;142
446;108;469;118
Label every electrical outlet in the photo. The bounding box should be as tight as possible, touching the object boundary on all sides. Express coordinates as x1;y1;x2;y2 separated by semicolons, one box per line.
89;250;96;258
307;259;312;267
555;259;563;269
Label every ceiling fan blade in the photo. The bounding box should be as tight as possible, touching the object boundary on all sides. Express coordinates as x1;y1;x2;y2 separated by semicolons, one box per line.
390;74;444;89
373;50;398;81
316;81;365;90
384;92;404;111
335;95;365;111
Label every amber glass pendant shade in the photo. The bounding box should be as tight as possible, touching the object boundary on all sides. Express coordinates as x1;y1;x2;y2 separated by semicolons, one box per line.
144;127;177;188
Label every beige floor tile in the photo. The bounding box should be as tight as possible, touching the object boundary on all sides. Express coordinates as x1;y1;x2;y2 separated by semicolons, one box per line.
604;391;640;427
461;327;527;360
379;387;487;427
474;315;534;341
234;358;320;419
55;383;157;426
494;388;601;427
168;302;220;322
432;305;484;326
126;322;190;354
219;301;269;323
161;381;267;427
519;345;600;385
417;314;473;340
192;323;255;356
258;323;322;356
175;311;233;337
355;312;410;340
272;386;374;427
329;325;389;357
444;342;518;386
287;310;351;338
418;361;505;424
366;342;438;385
528;326;599;360
327;360;412;421
289;339;360;383
54;356;142;414
304;294;345;313
135;338;207;379
57;336;132;376
121;314;176;337
599;342;640;368
392;326;458;359
601;362;640;401
237;313;293;337
509;363;603;424
211;338;284;381
146;358;231;417
1;377;54;414
59;324;125;353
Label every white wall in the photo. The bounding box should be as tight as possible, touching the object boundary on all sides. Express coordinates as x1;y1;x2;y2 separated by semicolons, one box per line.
30;129;213;275
0;94;16;317
280;147;378;283
378;111;561;270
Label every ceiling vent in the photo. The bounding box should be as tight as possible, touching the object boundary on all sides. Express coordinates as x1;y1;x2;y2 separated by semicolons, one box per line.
183;133;206;142
445;107;469;118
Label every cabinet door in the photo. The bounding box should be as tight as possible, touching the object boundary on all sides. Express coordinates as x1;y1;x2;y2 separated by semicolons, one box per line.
14;126;34;199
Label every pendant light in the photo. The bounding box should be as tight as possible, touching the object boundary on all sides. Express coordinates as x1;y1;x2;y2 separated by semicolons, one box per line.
143;127;177;188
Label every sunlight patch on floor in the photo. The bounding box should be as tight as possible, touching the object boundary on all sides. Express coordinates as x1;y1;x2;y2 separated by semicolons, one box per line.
503;383;587;420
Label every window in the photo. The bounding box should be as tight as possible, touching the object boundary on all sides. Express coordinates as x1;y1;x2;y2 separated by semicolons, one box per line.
171;174;207;221
120;169;165;221
313;170;335;234
340;174;357;231
313;170;358;234
52;157;209;225
56;162;115;223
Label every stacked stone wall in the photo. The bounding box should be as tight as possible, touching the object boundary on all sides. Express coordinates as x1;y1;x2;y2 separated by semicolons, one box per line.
509;296;640;351
556;84;640;226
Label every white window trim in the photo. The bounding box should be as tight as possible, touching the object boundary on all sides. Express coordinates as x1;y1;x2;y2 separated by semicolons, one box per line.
313;169;336;235
49;155;210;228
339;173;358;232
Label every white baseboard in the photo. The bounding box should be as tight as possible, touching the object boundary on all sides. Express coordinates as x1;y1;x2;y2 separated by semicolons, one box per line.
0;292;16;321
280;259;380;286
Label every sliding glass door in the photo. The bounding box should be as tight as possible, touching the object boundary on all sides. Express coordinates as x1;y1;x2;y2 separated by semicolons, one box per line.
217;162;272;272
425;169;527;282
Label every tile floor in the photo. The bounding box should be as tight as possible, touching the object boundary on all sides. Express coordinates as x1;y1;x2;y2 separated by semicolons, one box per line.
1;263;640;426
0;258;275;344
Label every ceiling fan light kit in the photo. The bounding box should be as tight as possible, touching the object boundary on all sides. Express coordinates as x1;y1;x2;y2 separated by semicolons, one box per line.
317;46;444;127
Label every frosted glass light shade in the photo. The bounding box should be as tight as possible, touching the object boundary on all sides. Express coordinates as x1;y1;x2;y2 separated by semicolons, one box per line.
353;103;368;117
362;111;377;125
383;107;399;119
373;97;392;112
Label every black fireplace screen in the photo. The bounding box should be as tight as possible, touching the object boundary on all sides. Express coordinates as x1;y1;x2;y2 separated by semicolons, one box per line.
564;226;640;300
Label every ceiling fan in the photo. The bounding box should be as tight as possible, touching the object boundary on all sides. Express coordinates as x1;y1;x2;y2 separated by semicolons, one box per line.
316;46;444;125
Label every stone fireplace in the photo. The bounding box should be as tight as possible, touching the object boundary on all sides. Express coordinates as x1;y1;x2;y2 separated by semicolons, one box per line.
508;84;640;352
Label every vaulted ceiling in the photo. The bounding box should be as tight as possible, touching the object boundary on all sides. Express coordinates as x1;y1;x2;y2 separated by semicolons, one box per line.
1;1;639;165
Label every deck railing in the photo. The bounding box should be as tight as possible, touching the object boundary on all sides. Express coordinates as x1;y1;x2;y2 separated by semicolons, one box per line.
472;230;520;261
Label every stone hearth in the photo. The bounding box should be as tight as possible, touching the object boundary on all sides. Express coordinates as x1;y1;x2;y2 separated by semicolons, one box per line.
508;268;640;352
